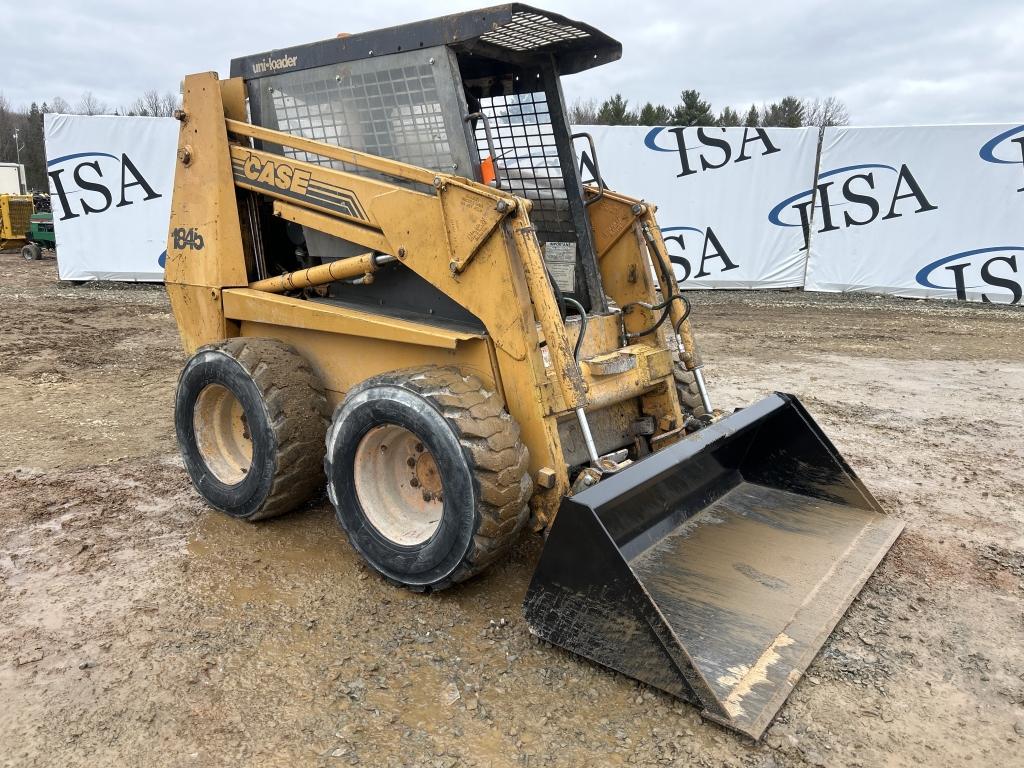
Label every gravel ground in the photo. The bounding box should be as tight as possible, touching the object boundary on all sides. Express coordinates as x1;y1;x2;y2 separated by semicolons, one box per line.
1;254;1022;767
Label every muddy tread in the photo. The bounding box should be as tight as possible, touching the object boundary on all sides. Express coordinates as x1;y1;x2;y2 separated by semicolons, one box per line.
338;366;531;590
202;338;329;521
673;362;707;419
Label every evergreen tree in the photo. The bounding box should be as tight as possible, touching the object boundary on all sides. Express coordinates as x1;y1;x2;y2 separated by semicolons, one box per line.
596;94;637;125
670;90;715;127
761;96;805;127
23;102;46;191
637;102;672;126
717;106;741;127
743;104;760;127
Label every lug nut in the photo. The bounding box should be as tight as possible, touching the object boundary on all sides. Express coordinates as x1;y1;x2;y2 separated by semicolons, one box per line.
406;457;416;468
410;477;420;488
415;443;424;453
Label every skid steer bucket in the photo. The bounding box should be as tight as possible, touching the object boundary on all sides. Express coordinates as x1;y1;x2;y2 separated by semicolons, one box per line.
524;393;903;739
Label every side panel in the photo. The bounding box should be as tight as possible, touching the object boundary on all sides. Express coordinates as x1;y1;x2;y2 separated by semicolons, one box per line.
166;284;239;354
166;73;249;352
237;320;495;410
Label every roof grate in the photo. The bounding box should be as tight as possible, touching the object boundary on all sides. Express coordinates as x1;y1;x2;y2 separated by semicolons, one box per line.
478;11;591;52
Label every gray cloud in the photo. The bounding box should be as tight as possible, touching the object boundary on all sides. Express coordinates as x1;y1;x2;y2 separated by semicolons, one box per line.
5;0;1022;125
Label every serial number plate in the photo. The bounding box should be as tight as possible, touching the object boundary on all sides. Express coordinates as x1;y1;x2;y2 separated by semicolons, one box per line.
543;241;577;293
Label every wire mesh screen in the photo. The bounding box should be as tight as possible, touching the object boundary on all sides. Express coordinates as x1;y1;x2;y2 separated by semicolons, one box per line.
474;91;575;245
479;11;591;52
255;49;470;177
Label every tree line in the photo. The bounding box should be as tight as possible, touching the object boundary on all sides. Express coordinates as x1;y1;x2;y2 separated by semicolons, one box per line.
0;90;182;191
569;90;849;130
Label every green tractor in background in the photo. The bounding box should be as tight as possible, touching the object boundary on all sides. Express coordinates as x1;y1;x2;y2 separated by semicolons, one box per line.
22;193;54;261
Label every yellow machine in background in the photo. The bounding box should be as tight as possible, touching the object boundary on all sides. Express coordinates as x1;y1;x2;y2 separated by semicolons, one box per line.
165;5;902;738
0;194;33;249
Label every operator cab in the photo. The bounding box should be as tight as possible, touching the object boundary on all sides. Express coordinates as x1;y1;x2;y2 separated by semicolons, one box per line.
230;4;620;320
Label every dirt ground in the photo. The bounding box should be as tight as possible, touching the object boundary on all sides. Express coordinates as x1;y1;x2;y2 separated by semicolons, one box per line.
1;254;1022;768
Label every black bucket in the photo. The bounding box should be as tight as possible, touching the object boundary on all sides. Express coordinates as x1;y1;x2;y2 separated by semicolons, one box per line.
523;393;903;739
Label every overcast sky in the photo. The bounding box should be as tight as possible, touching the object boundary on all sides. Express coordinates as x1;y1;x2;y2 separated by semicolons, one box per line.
4;0;1022;125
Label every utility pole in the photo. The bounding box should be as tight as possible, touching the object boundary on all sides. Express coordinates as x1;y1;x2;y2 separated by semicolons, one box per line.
12;128;25;192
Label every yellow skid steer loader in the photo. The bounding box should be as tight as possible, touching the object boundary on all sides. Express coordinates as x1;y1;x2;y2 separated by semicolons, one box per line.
165;5;902;738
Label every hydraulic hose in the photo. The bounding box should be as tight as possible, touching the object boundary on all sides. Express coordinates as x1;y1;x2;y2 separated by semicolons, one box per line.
621;294;690;342
558;295;601;467
562;296;588;361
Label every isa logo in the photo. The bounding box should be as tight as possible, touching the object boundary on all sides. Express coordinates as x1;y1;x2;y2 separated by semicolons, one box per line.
47;151;162;221
645;127;781;178
660;226;738;282
769;163;937;249
978;125;1024;192
916;246;1023;304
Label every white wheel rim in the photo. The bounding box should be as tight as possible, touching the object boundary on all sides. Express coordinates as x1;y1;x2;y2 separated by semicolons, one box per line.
353;424;444;546
193;383;253;485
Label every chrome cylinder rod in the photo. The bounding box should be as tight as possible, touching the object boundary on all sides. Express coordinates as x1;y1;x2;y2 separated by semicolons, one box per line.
575;407;602;467
693;367;713;414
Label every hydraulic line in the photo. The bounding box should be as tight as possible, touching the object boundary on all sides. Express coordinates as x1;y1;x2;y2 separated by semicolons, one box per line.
561;296;601;468
620;294;691;342
562;296;588;362
639;213;714;413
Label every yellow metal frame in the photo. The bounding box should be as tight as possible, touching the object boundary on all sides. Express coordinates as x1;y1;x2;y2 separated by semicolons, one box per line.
0;194;33;249
166;72;688;527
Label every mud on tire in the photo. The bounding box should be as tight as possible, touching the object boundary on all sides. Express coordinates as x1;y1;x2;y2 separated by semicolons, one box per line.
175;337;330;521
673;362;708;420
325;366;532;591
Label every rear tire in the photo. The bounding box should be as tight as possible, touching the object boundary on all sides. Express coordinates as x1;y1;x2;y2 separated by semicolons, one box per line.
22;244;41;261
673;362;707;420
326;366;532;591
175;337;329;520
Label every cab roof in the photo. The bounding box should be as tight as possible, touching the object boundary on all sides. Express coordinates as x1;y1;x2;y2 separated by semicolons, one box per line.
230;4;622;80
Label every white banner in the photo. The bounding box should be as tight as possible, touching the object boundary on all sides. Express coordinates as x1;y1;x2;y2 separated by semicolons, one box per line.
804;124;1024;304
44;114;178;281
581;125;819;288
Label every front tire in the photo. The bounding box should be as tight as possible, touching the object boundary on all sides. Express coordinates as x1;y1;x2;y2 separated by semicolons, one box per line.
326;367;531;591
22;244;41;261
175;337;329;520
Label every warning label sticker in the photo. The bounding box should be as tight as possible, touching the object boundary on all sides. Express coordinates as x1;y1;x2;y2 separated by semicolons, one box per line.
543;241;577;293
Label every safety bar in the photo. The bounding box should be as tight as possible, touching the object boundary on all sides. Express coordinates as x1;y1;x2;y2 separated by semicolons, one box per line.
572;132;606;207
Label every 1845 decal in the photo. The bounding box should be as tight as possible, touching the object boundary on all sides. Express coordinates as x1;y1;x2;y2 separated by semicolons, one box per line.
172;227;205;251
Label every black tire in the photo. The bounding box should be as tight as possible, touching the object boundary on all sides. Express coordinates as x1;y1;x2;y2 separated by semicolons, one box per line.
175;337;329;521
326;366;532;591
22;244;41;261
673;362;708;420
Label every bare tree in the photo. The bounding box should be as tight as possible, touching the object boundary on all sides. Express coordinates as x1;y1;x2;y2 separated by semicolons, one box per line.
568;97;599;125
803;96;849;129
159;91;180;117
123;97;149;116
143;89;163;116
76;91;108;116
49;96;72;114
